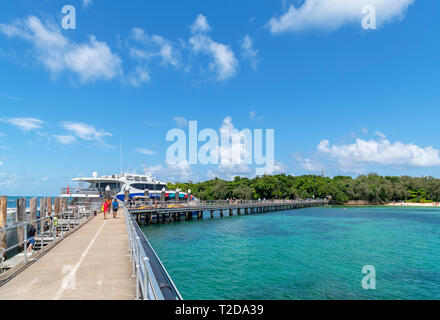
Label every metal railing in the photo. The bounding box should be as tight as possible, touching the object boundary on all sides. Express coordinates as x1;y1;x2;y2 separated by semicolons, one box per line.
127;198;328;210
124;206;182;300
61;188;119;197
0;207;95;274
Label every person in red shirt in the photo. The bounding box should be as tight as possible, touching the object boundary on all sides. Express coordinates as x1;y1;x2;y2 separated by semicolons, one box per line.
103;200;109;220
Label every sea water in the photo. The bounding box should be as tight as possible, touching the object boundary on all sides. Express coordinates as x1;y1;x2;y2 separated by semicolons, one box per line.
3;196;51;226
142;206;440;300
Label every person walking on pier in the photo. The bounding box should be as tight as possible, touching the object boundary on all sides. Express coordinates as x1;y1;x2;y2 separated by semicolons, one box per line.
27;224;37;253
103;200;109;220
112;198;119;219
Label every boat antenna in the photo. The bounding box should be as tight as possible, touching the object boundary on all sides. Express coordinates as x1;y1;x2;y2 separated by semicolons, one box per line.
142;162;148;176
120;138;123;175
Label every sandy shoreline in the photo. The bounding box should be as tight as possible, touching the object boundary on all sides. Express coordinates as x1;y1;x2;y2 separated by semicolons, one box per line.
385;202;440;208
340;200;440;207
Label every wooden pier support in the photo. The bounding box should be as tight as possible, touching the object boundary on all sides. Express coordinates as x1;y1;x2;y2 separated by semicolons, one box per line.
16;197;26;251
229;209;233;217
220;209;223;218
30;198;37;226
46;197;52;217
0;196;7;259
40;198;47;232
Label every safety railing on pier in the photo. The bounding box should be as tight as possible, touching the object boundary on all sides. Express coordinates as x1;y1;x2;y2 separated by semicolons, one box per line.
127;198;328;210
0;206;95;275
124;206;182;300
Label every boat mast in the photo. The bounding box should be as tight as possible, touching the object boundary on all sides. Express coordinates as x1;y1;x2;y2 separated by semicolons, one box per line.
120;138;123;175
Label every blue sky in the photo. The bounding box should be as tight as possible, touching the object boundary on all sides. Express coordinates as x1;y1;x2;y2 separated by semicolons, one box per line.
0;0;439;196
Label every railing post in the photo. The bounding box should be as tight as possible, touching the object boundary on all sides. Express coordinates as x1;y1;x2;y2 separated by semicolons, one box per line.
135;236;141;300
0;196;7;260
143;257;150;300
136;262;140;300
23;224;28;264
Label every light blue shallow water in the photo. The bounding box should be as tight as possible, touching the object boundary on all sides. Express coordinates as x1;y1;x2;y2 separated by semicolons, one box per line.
4;196;49;225
142;206;440;300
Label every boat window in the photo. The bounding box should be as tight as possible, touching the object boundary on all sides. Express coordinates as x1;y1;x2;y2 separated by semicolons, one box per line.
98;182;121;190
130;183;149;191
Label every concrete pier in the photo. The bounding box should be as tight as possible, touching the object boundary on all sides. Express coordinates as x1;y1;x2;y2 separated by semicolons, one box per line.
0;210;135;300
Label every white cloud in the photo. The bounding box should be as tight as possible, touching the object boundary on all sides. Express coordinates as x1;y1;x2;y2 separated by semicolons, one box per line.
0;16;122;83
296;156;322;172
249;110;263;121
82;0;92;7
0;161;3;166
1;117;44;131
191;14;212;34
127;65;151;87
149;160;193;180
65;36;122;82
240;35;258;70
127;28;181;86
174;116;189;128
41;176;48;181
189;14;238;81
130;28;180;68
136;148;156;156
0;172;19;186
61;122;112;143
268;0;415;33
53;134;76;145
318;136;440;172
216;116;252;175
375;131;386;139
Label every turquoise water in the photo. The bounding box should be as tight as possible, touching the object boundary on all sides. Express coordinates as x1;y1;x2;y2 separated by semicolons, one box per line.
142;206;440;300
4;196;48;225
5;196;48;209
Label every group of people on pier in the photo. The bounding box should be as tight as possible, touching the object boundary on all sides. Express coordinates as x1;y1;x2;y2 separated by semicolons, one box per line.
101;198;119;220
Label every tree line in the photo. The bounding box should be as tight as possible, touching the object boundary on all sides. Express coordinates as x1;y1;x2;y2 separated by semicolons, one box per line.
167;174;440;204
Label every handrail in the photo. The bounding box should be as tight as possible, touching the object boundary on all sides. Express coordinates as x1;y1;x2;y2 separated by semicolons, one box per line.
128;199;328;211
0;209;94;274
123;206;182;300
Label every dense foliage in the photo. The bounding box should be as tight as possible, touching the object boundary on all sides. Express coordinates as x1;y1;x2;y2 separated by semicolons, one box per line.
167;174;440;204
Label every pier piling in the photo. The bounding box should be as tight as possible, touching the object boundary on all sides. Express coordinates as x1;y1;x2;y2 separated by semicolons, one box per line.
16;197;26;252
40;198;47;232
30;198;37;226
46;197;52;217
0;196;6;259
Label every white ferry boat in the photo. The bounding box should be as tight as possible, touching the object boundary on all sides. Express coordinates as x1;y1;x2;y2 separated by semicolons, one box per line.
59;166;194;203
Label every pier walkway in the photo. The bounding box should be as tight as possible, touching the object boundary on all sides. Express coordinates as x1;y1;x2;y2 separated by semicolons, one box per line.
0;211;135;300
